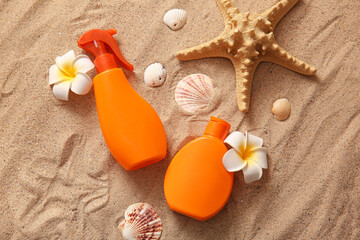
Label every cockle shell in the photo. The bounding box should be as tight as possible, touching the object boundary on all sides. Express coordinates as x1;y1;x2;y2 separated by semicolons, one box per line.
175;74;214;113
144;63;167;87
163;9;187;31
118;203;162;240
272;98;291;120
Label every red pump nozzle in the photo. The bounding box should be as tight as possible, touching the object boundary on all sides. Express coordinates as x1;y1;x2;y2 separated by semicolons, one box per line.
77;29;134;73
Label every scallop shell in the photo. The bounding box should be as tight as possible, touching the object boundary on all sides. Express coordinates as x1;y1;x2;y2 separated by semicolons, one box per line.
175;74;214;113
144;63;167;87
163;9;187;31
272;98;291;120
118;203;162;240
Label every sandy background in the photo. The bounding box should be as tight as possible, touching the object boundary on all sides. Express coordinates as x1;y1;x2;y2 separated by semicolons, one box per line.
1;0;359;239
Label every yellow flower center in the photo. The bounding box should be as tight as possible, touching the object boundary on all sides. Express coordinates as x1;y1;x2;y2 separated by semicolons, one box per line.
240;143;256;162
62;65;76;79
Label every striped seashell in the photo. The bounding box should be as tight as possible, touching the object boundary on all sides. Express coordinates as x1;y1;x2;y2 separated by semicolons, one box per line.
118;203;162;240
175;74;214;113
163;9;187;31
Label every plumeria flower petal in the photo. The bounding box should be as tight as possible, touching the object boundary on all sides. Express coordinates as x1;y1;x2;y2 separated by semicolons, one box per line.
248;147;268;169
243;161;263;184
49;64;72;85
49;50;94;101
72;55;95;74
52;80;71;101
246;132;263;151
224;131;245;152
222;131;268;183
55;50;76;74
71;72;93;95
223;148;247;172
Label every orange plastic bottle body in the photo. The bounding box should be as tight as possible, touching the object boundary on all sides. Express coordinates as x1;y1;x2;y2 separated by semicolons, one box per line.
93;68;166;170
164;117;233;221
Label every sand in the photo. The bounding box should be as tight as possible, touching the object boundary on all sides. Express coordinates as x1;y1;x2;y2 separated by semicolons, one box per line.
1;0;359;239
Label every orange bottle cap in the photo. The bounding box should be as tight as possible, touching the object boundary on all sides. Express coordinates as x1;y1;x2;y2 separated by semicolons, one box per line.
204;116;230;141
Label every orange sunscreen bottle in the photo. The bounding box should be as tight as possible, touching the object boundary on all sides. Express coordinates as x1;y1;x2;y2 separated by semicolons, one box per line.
78;29;166;170
164;117;233;221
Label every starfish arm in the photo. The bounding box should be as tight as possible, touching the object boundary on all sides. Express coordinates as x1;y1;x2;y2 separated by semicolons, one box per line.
264;42;316;75
233;60;260;112
176;35;229;61
216;0;240;22
261;0;299;28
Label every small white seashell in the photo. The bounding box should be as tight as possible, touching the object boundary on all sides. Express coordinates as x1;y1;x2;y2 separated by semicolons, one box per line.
163;9;187;31
144;63;167;87
175;74;214;113
118;203;162;240
272;98;291;121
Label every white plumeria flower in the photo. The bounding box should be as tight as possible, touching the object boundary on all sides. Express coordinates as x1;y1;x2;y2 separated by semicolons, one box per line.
222;131;268;183
49;50;95;101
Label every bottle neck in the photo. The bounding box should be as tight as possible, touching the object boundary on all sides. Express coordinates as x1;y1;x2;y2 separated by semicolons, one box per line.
94;53;118;73
204;117;230;141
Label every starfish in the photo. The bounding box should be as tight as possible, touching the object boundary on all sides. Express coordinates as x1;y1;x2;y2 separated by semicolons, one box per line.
176;0;316;112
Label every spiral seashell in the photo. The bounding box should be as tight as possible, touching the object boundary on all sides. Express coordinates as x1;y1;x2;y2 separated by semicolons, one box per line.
144;63;167;87
163;9;187;31
118;203;162;240
175;74;214;113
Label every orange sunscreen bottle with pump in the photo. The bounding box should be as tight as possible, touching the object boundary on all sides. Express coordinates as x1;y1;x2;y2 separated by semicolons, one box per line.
78;29;166;170
164;117;233;221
